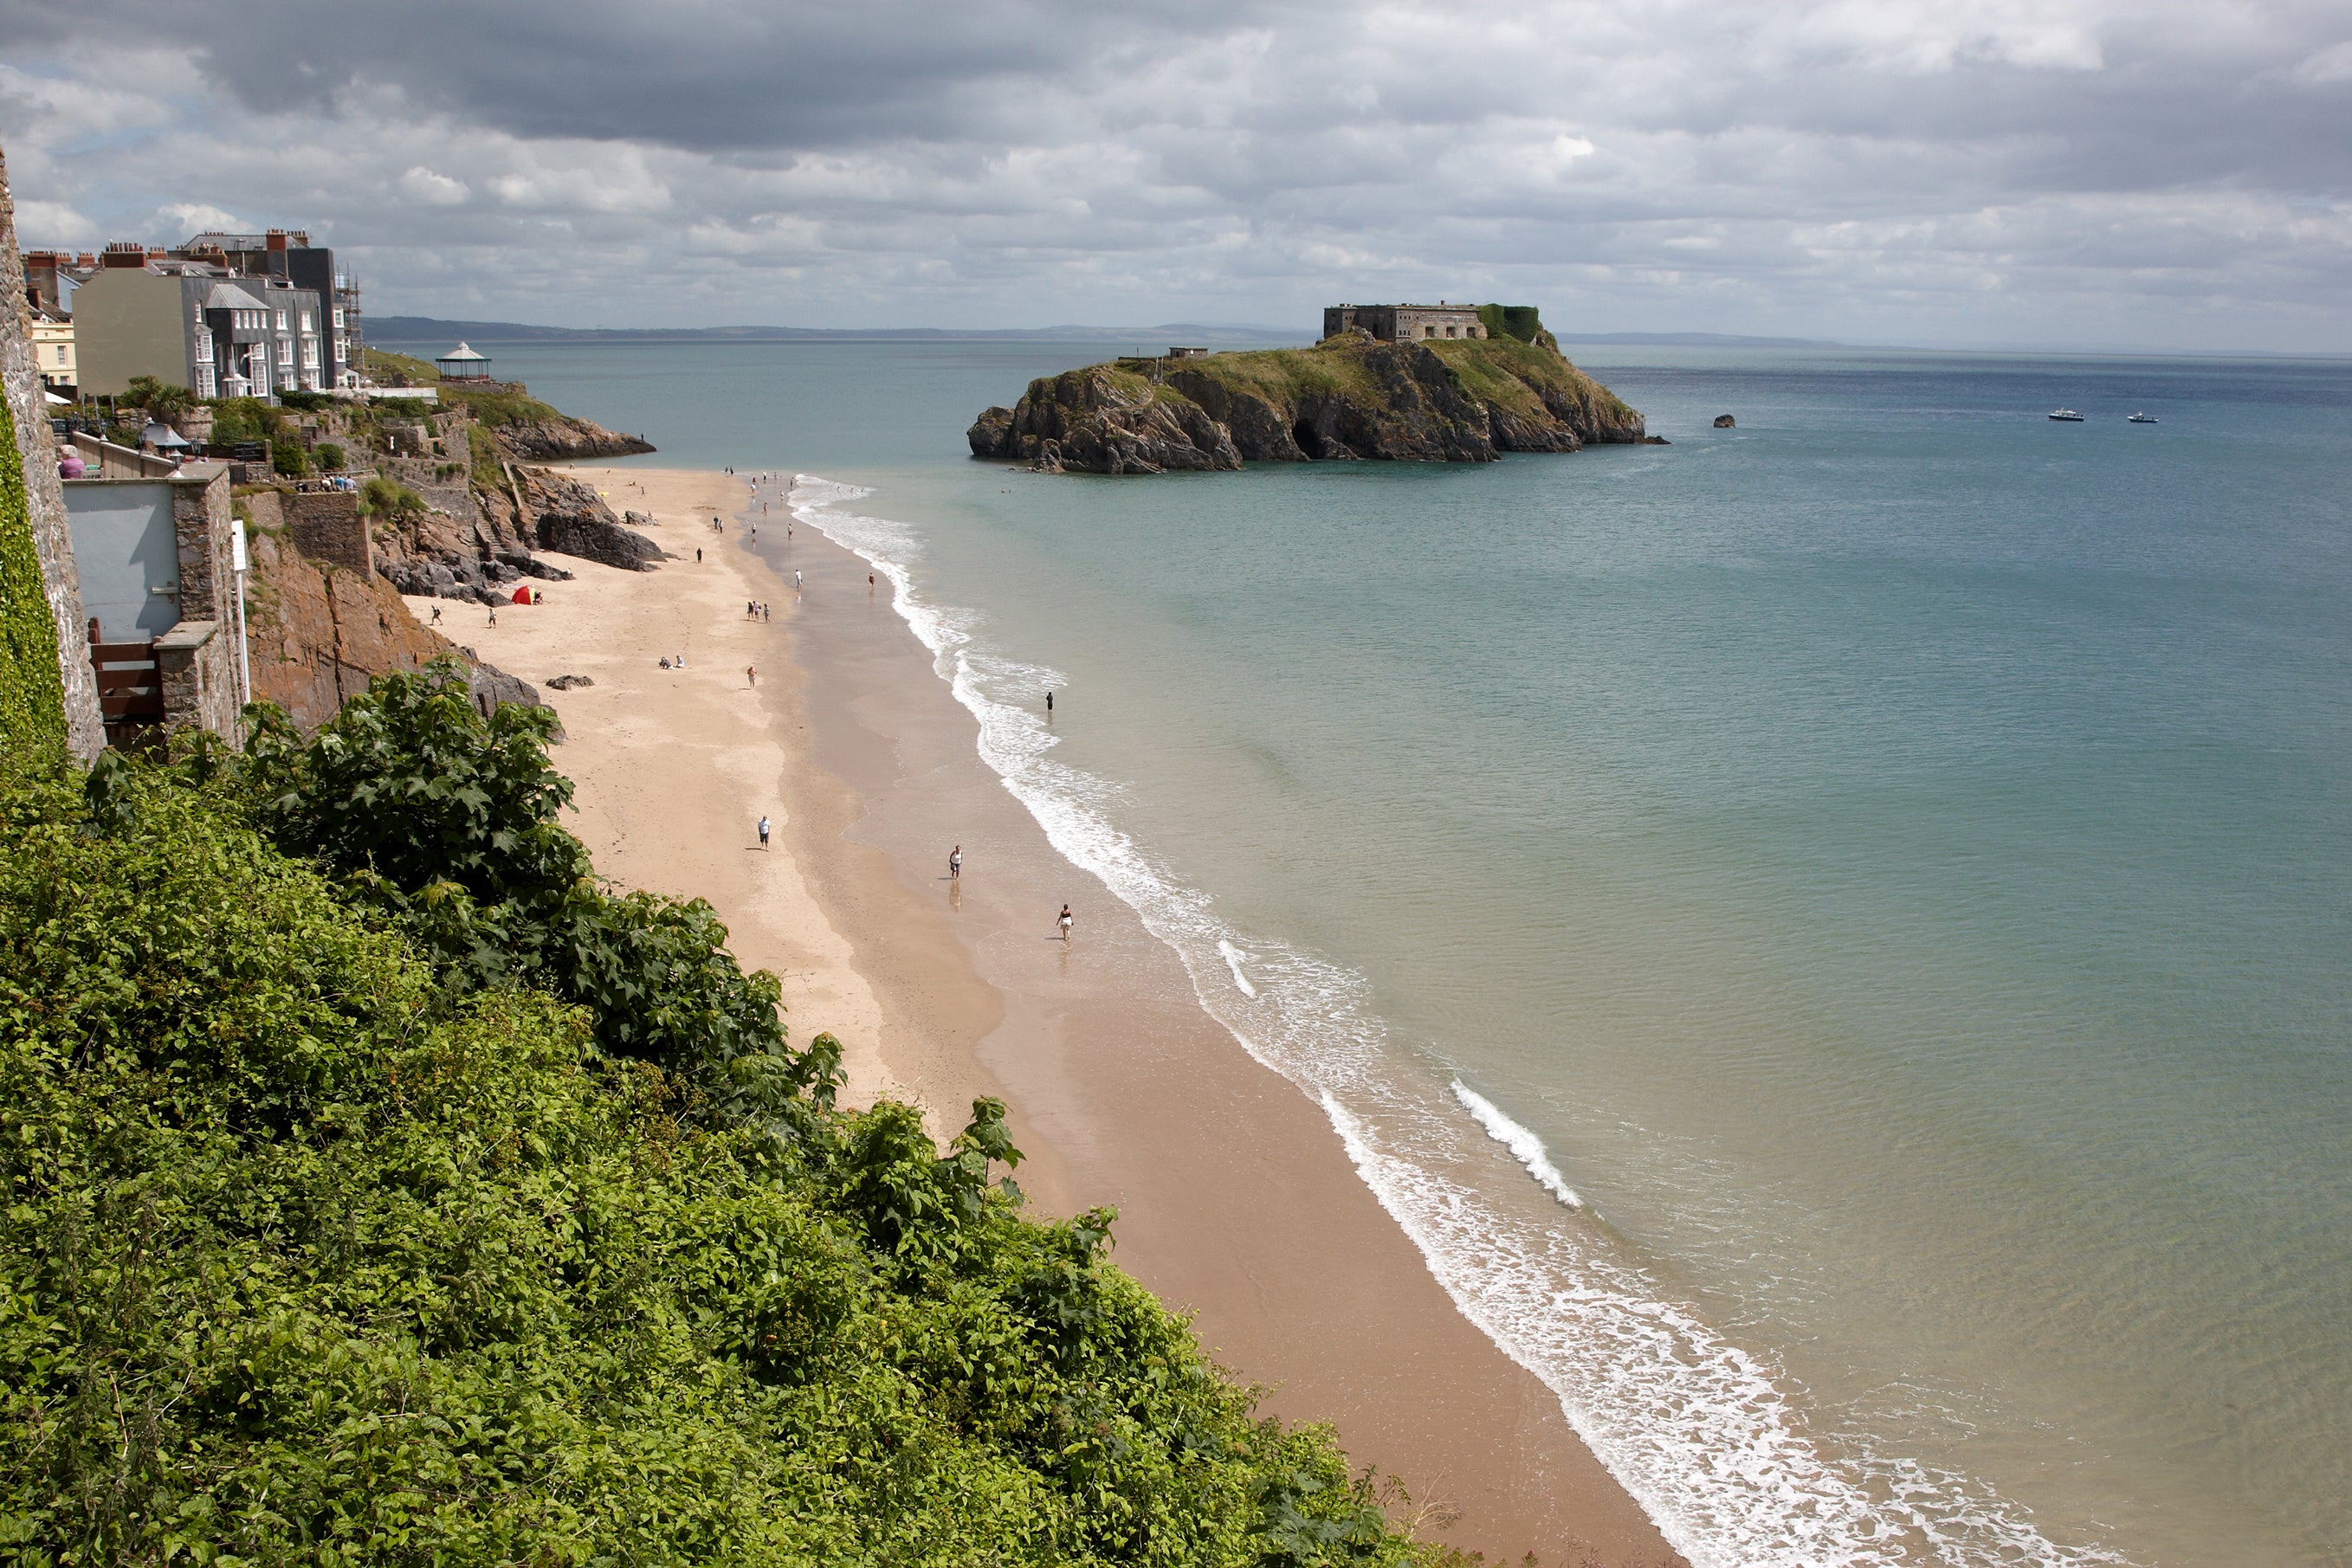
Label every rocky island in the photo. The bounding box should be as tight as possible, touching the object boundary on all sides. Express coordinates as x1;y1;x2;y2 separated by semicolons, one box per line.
968;304;1645;474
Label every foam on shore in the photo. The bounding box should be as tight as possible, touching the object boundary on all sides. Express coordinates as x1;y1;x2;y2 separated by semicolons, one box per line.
784;472;2121;1568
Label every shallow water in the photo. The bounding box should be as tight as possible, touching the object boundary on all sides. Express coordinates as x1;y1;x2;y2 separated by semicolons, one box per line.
404;337;2352;1566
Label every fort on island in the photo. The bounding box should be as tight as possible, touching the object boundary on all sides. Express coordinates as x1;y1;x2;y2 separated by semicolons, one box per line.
1323;301;1489;341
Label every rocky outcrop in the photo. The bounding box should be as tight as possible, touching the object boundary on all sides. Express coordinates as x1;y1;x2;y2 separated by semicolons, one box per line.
969;337;1644;475
970;367;1243;474
492;413;656;462
512;468;665;570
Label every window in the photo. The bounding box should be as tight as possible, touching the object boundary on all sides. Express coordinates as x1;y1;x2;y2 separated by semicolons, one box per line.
278;339;294;367
300;311;313;332
275;310;288;332
333;307;344;328
197;365;216;398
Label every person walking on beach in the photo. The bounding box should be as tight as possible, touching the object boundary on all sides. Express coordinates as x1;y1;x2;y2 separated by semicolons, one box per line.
429;603;443;625
758;815;772;850
795;569;803;591
949;845;962;880
746;664;758;686
487;605;497;627
1057;903;1074;940
696;547;703;562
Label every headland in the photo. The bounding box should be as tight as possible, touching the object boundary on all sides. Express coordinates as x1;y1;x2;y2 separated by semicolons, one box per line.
968;308;1646;474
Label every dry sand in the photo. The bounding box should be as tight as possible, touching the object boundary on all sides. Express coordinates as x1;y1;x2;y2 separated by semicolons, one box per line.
412;465;1681;1566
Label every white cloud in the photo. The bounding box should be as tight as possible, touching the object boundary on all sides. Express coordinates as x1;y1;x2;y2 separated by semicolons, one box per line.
152;201;243;237
398;165;470;205
14;198;95;245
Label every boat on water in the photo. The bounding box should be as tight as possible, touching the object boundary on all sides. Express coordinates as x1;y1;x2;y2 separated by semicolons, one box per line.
2049;409;2085;422
2129;412;2158;423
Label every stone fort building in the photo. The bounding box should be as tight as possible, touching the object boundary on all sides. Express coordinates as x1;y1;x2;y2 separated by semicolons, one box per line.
1322;303;1488;342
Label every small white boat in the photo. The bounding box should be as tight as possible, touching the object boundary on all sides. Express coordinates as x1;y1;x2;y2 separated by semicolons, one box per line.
2128;412;2158;423
2049;409;2085;422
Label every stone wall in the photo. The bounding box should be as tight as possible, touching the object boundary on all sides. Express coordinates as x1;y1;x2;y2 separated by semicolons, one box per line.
169;464;235;626
1321;304;1487;342
154;617;236;738
2;145;106;758
286;490;372;575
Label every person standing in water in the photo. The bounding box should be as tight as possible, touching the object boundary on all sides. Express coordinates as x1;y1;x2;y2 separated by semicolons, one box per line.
795;569;803;591
949;845;962;880
1045;689;1053;715
1057;904;1073;940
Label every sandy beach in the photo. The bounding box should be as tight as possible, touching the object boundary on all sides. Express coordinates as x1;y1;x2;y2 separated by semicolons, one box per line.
416;466;1680;1565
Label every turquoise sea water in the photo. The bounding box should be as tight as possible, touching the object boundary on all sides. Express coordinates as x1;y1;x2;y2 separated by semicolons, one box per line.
399;339;2352;1566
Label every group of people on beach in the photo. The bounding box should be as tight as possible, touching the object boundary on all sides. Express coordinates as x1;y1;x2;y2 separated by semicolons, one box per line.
745;601;772;621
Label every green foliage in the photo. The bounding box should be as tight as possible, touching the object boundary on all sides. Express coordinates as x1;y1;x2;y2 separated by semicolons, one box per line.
372;396;435;420
276;390;338;413
0;705;1427;1566
313;441;347;471
120;375;195;419
234;661;836;1120
357;474;425;523
270;438;311;478
0;392;67;756
363;345;441;386
1474;306;1544;345
439;384;565;429
467;422;507;492
204;396;282;448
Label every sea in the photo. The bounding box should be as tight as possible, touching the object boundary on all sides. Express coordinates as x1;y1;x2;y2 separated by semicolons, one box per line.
387;336;2352;1568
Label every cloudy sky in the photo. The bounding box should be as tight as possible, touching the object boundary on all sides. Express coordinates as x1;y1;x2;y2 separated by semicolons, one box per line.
4;0;2349;351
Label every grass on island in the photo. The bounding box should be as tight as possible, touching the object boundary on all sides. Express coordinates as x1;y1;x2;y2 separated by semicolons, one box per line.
0;663;1464;1568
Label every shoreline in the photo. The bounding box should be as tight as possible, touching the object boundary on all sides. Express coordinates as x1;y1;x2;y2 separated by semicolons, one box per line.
417;465;1678;1565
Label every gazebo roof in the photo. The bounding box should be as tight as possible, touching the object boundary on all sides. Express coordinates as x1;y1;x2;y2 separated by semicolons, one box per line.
436;341;490;363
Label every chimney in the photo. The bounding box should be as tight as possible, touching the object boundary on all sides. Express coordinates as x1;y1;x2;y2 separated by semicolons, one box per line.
266;229;288;251
102;242;147;268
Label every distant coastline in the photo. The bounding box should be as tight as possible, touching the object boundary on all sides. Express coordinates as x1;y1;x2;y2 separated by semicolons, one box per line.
370;314;1308;345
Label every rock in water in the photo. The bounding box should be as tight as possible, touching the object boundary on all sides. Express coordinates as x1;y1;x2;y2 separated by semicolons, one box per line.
969;335;1644;475
1714;414;1736;428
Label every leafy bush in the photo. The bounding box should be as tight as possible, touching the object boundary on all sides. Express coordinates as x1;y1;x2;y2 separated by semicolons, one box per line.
121;374;195;418
313;441;347;471
204;396;281;448
357;474;426;523
0;713;1425;1566
270;437;311;478
277;390;338;413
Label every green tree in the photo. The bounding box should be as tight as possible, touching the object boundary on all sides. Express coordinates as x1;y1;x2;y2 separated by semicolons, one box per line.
0;727;1430;1568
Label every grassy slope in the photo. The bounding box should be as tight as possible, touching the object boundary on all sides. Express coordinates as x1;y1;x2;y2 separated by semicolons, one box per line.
1109;338;1638;432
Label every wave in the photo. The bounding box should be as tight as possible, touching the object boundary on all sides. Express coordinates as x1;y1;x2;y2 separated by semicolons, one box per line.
1451;1080;1584;1209
783;474;2123;1568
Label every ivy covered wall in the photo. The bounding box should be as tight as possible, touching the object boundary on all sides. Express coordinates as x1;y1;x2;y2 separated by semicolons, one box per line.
0;390;66;753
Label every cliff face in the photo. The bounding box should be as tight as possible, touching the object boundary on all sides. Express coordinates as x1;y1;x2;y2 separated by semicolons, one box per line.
968;335;1644;474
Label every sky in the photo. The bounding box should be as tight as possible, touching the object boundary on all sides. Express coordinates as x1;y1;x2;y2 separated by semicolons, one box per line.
3;0;2349;352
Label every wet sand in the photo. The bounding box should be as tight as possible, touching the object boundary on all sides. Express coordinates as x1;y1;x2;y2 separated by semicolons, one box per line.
421;467;1679;1565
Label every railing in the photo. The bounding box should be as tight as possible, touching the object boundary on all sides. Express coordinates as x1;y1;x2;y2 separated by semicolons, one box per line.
87;620;164;732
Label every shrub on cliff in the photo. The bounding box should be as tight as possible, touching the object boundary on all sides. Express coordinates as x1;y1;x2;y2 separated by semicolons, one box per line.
0;699;1425;1565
